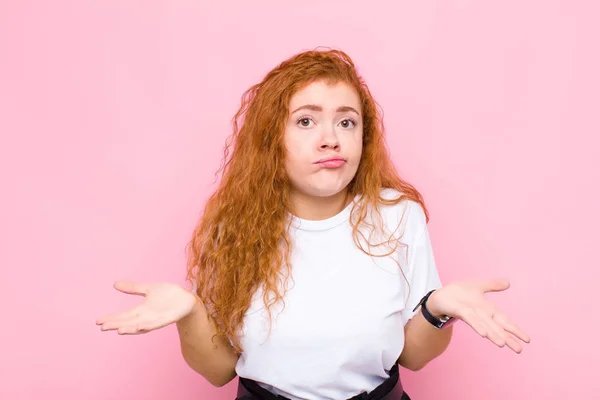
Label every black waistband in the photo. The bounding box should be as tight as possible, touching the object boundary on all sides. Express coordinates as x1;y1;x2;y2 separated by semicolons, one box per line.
235;363;407;400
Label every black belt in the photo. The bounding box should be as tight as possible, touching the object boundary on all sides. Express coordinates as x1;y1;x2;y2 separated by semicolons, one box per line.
235;363;410;400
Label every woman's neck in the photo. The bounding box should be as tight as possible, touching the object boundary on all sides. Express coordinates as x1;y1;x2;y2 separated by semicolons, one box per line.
288;188;352;221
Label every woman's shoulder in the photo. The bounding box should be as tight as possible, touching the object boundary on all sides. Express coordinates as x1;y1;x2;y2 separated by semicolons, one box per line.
374;188;428;239
377;188;426;216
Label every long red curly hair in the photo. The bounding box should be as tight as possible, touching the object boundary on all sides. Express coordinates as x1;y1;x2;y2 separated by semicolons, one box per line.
186;48;428;354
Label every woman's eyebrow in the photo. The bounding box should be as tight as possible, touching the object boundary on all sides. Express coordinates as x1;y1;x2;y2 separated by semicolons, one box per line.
291;104;360;115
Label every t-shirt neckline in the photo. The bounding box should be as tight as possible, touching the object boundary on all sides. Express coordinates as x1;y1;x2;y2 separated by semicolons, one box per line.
289;197;356;232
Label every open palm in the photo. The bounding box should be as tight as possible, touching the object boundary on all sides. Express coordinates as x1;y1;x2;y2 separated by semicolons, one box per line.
96;280;198;335
430;279;531;353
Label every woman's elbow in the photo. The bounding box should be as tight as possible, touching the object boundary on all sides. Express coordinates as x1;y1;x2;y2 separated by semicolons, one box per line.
205;370;238;387
400;359;429;372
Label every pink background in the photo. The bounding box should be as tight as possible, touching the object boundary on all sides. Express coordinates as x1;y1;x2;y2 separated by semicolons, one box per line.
1;1;598;399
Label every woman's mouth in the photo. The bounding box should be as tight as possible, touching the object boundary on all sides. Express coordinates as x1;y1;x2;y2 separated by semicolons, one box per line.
315;157;346;169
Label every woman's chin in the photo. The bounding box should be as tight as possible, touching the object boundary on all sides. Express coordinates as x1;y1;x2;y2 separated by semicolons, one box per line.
298;185;349;199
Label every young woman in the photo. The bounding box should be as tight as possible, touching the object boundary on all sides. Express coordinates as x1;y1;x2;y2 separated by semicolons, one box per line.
96;49;530;400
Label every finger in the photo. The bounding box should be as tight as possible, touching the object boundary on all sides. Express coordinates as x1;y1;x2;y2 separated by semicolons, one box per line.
100;312;156;332
118;317;165;335
476;309;507;347
96;306;143;325
103;313;167;333
482;278;510;293
117;324;146;335
504;332;524;354
493;313;531;343
100;316;143;331
113;280;149;296
137;316;169;331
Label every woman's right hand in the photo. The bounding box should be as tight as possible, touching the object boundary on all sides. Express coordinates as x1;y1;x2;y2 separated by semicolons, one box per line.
96;280;199;335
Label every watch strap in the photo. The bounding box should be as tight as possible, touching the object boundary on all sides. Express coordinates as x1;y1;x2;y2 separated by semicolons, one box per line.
413;289;455;329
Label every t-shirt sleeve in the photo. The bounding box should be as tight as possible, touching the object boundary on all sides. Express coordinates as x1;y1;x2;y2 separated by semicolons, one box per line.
400;202;443;322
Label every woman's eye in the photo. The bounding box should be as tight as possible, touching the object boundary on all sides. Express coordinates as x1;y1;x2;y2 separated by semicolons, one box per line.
298;118;313;127
340;119;355;128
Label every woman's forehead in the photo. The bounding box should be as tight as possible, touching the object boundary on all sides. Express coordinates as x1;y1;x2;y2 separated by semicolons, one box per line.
289;81;361;111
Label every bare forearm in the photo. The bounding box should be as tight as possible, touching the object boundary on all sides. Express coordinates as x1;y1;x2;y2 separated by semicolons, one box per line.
176;299;239;386
398;305;453;371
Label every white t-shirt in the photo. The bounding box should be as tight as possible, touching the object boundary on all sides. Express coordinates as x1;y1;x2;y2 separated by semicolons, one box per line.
234;189;443;400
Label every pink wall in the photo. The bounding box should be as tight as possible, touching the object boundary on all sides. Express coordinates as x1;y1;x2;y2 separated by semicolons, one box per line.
1;1;598;399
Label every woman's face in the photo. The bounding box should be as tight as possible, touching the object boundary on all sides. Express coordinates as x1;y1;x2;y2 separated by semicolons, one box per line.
283;80;363;199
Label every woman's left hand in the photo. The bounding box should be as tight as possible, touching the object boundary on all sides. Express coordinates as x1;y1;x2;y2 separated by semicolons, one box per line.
427;278;531;353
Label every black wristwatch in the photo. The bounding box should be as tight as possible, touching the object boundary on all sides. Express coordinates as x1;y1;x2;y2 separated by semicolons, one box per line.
413;289;456;329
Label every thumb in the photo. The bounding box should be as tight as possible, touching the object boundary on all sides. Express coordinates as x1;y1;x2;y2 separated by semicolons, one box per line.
113;280;149;296
481;278;510;293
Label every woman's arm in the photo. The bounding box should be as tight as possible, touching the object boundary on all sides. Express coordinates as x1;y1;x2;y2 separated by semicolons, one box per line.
397;291;453;371
176;298;239;387
394;202;530;370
